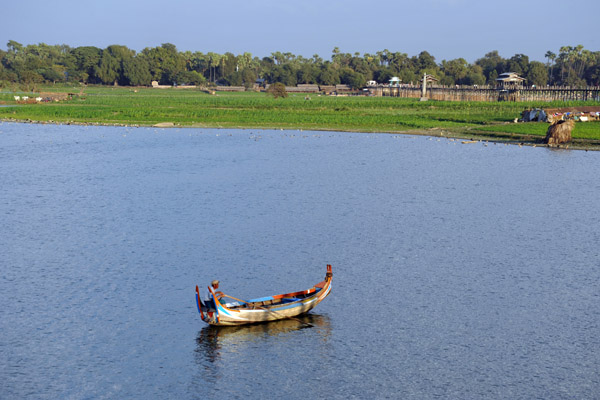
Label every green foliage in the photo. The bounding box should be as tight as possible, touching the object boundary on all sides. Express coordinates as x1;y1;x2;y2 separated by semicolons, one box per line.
175;70;205;86
507;54;529;75
464;65;486;86
1;41;600;90
586;63;600;86
476;51;504;84
269;64;297;86
340;67;366;89
225;71;243;86
373;67;395;84
95;50;120;84
526;61;548;87
39;67;64;83
417;51;437;72
318;64;340;85
71;46;102;83
241;68;256;88
95;45;135;85
442;58;469;84
554;45;595;86
123;56;152;86
140;43;186;84
297;64;319;84
20;70;43;91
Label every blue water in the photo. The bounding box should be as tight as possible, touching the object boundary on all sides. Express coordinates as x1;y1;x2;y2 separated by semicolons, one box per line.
1;122;599;399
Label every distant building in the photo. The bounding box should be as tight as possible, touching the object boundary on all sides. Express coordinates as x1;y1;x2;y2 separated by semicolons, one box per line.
496;72;526;87
286;84;320;93
335;84;352;92
320;85;335;95
389;77;401;87
151;80;171;89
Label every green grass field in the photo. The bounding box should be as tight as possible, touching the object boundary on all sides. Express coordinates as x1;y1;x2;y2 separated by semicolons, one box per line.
1;85;599;143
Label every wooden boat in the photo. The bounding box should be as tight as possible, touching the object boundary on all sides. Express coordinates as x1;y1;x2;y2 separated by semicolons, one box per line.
195;264;332;326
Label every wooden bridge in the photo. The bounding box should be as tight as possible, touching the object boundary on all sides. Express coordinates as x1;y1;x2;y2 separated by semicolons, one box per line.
369;86;600;102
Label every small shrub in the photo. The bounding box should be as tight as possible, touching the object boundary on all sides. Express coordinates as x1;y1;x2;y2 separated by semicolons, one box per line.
267;82;287;99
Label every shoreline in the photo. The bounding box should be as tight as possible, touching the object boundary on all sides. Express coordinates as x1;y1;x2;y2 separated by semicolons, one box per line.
2;117;599;151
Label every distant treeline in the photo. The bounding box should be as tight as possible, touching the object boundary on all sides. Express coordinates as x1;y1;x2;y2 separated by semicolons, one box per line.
1;40;599;91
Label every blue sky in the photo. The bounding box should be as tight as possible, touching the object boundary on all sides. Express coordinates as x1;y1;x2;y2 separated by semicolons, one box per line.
2;0;597;62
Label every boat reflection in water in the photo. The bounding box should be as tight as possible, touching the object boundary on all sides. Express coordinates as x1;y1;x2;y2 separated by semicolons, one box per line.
193;313;332;387
196;313;331;361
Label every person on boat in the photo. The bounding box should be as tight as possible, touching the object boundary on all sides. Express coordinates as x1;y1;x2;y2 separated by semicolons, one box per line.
204;280;224;309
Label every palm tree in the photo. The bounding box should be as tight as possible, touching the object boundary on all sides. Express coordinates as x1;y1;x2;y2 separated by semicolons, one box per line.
331;47;341;65
382;49;390;66
545;51;556;83
236;52;252;72
207;52;222;82
576;49;592;81
375;51;384;67
558;46;573;83
544;51;555;67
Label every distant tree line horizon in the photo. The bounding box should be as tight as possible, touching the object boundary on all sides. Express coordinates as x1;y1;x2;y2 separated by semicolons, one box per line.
1;40;599;91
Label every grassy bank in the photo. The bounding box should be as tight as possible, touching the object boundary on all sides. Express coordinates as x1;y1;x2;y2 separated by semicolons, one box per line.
1;85;599;145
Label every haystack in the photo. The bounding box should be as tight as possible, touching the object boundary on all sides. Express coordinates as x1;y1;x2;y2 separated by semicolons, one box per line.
544;120;574;145
39;92;70;102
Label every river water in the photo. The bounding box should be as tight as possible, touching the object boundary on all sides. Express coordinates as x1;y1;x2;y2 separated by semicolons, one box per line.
1;122;598;399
